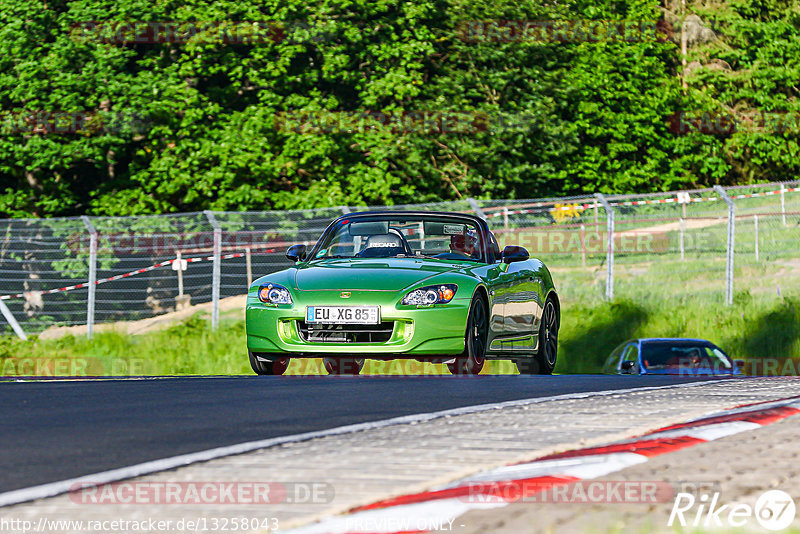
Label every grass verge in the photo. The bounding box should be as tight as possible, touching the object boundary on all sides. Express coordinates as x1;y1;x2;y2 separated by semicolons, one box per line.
1;293;798;376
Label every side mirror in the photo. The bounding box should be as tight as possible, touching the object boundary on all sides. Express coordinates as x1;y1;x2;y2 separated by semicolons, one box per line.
620;360;636;373
501;245;530;264
734;359;745;371
286;244;307;262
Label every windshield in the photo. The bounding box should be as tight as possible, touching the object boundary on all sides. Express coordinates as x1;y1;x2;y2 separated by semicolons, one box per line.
310;215;485;262
641;341;732;371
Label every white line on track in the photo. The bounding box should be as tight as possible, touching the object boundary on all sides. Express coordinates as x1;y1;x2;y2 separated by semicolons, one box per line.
0;380;718;508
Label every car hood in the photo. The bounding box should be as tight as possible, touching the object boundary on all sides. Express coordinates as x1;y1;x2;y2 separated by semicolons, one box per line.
293;258;470;291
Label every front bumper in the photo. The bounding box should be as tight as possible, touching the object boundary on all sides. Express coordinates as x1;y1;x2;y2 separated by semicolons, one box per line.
246;290;470;356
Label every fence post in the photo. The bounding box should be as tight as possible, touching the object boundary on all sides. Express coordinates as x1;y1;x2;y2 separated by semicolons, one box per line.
594;193;614;301
580;224;586;268
176;251;184;297
677;192;690;262
781;184;786;227
245;247;252;286
754;214;759;261
714;186;735;306
0;300;27;340
204;210;221;330
81;216;97;339
503;207;509;229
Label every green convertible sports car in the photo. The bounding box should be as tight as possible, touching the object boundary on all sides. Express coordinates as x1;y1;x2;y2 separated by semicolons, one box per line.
246;211;560;375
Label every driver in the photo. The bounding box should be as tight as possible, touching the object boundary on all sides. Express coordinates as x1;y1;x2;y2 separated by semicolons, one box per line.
449;230;479;258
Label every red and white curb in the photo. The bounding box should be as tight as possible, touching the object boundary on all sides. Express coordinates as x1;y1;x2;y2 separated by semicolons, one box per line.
286;395;800;534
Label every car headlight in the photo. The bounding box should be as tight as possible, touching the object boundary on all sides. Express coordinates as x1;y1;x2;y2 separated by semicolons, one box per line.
402;284;457;306
258;283;292;305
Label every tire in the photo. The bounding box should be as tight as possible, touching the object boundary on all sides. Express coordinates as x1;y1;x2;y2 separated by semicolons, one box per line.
323;357;366;375
249;351;290;375
447;294;488;376
516;297;559;375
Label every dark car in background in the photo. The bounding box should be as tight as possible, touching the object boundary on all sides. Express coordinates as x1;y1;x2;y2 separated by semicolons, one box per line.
603;338;743;376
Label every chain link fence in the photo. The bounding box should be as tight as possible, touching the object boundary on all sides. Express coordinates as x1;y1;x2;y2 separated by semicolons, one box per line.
1;181;798;338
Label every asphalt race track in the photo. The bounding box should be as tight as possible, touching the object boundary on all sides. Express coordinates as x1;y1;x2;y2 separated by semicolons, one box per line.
0;375;728;494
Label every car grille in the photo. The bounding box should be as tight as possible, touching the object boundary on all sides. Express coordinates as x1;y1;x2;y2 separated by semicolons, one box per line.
297;321;395;343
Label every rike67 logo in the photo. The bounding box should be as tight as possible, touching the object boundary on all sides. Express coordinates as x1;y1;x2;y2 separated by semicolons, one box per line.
669;490;796;531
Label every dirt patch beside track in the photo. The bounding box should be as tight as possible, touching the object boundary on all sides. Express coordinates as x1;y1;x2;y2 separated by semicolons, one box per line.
37;295;245;340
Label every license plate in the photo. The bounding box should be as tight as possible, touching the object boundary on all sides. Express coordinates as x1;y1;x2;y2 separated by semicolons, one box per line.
306;306;380;324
